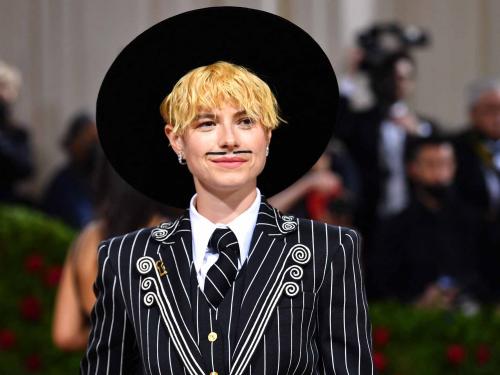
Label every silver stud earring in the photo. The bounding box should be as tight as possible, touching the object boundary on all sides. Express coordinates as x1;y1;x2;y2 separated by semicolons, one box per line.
265;144;269;157
177;152;186;165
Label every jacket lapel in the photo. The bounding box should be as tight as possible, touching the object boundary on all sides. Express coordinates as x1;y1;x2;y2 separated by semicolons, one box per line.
137;210;207;375
231;198;304;375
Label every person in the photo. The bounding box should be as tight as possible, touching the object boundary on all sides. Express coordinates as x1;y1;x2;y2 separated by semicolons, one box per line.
336;26;436;253
81;7;373;375
0;59;34;203
453;77;500;303
368;136;483;308
52;151;177;350
269;141;359;227
41;113;99;228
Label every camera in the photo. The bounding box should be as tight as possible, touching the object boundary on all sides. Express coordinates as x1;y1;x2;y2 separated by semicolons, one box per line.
357;22;430;73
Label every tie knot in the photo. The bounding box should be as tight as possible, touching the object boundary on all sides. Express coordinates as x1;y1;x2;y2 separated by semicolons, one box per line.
208;227;239;255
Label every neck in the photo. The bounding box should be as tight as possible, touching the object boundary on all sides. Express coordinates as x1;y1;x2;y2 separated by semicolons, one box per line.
193;182;257;224
415;189;442;211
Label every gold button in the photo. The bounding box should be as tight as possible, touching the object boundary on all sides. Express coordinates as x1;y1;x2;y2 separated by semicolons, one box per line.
209;372;218;375
208;332;218;342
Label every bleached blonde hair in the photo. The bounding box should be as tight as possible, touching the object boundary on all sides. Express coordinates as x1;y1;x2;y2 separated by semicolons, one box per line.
160;61;284;135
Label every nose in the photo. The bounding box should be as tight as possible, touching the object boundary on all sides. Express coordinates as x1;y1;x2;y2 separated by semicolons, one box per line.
219;122;239;150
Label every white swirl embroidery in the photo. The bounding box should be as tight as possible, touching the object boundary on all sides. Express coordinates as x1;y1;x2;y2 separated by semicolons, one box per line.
283;281;299;297
281;220;297;231
281;245;310;297
290;244;311;265
141;276;159;306
137;256;155;274
151;219;180;242
160;221;177;230
143;292;157;307
141;276;155;291
273;209;297;233
287;265;304;280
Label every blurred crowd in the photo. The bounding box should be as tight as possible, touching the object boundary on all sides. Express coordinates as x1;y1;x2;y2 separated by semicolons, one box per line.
273;23;500;312
1;22;499;351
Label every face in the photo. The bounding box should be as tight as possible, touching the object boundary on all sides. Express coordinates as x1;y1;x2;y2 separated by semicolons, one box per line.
165;102;271;195
408;144;456;186
394;58;416;100
69;122;98;162
470;90;500;140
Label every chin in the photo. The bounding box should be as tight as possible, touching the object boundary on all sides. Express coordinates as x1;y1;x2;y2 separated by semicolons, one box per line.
198;175;257;193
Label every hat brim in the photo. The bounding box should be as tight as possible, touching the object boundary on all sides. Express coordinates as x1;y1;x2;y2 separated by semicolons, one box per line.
97;6;338;208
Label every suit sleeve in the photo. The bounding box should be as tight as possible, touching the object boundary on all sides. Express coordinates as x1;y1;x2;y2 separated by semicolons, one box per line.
80;240;142;375
316;227;374;374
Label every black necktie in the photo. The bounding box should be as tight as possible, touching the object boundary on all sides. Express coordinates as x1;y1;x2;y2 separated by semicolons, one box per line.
204;227;240;308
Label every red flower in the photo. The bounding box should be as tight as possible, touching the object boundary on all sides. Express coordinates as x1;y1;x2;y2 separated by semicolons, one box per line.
373;326;391;348
44;265;63;287
25;354;42;372
446;344;466;366
0;329;16;350
20;296;42;321
373;351;388;372
24;254;44;274
476;344;491;366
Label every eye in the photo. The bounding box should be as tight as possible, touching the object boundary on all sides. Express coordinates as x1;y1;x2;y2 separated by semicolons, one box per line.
196;121;216;129
237;117;255;127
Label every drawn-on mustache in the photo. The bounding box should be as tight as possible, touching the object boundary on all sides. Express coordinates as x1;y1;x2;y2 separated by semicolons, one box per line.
206;150;253;155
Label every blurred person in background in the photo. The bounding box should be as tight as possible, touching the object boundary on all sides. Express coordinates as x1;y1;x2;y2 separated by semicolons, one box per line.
336;23;436;252
0;59;34;203
368;136;484;309
52;150;179;350
269;139;360;227
453;77;500;303
41;113;99;228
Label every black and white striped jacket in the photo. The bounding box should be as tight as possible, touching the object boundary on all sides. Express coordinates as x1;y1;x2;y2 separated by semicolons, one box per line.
81;198;374;374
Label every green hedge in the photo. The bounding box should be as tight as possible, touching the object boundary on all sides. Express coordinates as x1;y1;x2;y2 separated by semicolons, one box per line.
0;205;80;373
370;302;500;374
0;205;499;373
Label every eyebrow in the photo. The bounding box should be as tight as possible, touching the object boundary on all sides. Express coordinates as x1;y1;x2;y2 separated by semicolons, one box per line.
194;113;216;120
193;110;248;121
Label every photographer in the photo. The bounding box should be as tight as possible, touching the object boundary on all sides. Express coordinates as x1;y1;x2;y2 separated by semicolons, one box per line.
337;23;437;250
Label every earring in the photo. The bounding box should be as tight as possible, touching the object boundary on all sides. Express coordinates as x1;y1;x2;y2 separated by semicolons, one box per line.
177;152;186;165
265;144;269;157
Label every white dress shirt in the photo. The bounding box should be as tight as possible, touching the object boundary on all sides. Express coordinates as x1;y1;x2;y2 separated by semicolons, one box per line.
189;188;261;290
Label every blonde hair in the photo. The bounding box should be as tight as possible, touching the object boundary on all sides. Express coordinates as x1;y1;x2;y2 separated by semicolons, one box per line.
160;61;284;134
0;60;22;103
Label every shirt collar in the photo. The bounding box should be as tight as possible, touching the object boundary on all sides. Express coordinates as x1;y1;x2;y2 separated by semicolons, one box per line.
189;188;261;274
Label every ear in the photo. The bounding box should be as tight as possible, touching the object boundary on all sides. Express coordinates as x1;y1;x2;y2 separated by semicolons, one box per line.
164;124;184;154
266;128;272;144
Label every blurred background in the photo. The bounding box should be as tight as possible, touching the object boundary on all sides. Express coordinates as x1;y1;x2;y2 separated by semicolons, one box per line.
1;0;499;374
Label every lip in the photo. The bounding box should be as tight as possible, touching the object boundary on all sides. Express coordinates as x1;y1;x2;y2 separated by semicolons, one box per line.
211;157;247;169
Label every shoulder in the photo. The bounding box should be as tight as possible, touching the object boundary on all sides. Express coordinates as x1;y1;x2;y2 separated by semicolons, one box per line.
98;226;155;264
296;216;359;239
72;220;104;263
295;217;361;260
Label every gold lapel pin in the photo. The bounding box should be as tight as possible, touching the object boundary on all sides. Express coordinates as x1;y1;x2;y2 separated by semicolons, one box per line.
155;260;167;277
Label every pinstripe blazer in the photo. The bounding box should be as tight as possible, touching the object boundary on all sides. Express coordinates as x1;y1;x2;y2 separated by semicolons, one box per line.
81;197;374;374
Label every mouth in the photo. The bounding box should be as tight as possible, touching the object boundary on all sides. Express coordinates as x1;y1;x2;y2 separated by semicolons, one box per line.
211;157;248;169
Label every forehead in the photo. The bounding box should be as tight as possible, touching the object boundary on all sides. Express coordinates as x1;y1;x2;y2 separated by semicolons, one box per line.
416;144;454;160
475;89;500;106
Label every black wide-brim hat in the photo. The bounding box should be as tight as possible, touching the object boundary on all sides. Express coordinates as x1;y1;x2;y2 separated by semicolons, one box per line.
97;6;338;208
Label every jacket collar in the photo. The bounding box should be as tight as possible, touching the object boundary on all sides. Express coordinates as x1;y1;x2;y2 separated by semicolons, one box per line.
151;193;298;245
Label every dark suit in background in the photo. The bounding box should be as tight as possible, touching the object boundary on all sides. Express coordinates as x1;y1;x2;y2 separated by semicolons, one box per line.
367;192;484;302
453;130;500;302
